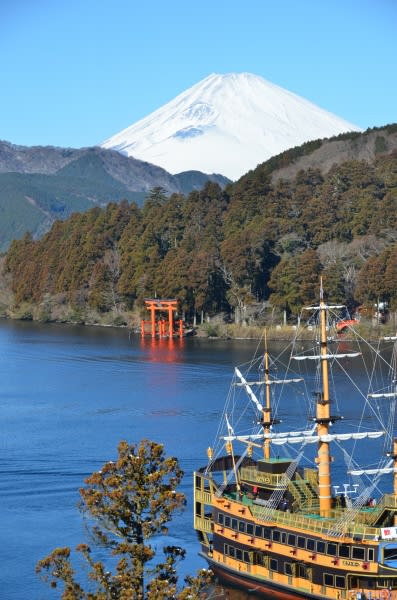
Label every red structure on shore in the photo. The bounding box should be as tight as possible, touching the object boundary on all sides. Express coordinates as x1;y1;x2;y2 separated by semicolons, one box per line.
141;299;184;338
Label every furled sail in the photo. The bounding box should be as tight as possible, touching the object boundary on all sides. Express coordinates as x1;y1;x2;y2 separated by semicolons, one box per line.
234;378;303;386
303;304;346;310
348;466;396;476
368;392;397;398
269;431;384;445
222;430;314;442
293;353;361;361
222;431;384;444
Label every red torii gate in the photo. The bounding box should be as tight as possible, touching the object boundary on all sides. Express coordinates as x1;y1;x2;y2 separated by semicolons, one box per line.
141;299;183;338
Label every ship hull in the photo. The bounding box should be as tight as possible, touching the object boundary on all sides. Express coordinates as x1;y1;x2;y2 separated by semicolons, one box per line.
207;556;323;599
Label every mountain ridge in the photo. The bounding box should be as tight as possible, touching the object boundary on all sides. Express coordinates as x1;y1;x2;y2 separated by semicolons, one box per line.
0;140;228;187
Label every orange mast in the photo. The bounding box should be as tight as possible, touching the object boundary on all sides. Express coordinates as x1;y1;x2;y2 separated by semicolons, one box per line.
317;285;332;517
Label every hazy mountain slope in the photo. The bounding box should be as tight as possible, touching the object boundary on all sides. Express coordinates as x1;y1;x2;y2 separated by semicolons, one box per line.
0;142;179;191
0;180;49;251
0;141;229;191
0;141;77;175
101;72;362;180
0;167;135;252
0;142;230;252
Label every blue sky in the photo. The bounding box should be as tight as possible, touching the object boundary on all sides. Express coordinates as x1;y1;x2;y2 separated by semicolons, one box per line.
1;0;396;149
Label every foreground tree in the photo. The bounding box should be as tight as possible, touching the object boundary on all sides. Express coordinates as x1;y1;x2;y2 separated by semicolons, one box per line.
36;440;212;599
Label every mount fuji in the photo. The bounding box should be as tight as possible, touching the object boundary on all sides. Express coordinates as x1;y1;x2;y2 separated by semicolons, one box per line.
101;73;362;180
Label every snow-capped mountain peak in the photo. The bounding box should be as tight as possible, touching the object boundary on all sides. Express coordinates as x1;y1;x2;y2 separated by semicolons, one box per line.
101;73;362;180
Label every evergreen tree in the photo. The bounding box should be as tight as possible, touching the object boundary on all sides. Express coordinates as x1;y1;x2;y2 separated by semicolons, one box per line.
36;440;212;599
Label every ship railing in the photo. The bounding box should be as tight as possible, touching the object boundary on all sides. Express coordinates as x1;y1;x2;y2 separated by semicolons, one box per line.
250;504;380;540
346;492;397;526
195;488;212;505
194;515;212;534
376;492;397;510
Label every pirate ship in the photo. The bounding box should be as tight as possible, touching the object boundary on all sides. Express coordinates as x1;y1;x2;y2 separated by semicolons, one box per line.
194;290;397;599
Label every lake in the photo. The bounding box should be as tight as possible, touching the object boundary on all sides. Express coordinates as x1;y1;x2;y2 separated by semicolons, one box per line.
0;319;261;599
1;319;393;600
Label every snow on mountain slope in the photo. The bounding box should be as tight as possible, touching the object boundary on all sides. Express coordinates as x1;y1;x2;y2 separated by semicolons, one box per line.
101;73;362;180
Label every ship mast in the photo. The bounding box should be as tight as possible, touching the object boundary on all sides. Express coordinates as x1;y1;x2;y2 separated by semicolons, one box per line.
317;285;332;517
263;331;272;460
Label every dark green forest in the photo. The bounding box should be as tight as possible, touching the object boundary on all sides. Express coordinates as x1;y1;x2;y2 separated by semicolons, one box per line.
3;143;397;326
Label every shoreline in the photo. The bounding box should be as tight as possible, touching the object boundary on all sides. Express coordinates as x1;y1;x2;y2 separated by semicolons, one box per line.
1;312;395;343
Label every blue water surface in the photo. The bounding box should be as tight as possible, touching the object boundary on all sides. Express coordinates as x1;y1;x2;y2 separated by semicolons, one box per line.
0;320;259;599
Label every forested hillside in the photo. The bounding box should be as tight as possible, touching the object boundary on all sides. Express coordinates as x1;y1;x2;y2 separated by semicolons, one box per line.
3;129;397;327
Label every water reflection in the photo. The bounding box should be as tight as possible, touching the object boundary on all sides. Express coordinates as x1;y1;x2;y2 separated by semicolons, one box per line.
139;334;185;363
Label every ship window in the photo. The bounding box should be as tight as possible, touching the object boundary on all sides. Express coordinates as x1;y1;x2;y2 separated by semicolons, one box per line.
324;573;334;586
335;576;345;589
229;546;235;558
239;521;245;532
364;578;375;589
224;516;231;528
272;531;280;542
327;543;337;556
297;536;305;548
218;513;224;525
270;558;278;571
298;564;309;579
368;548;374;561
384;547;397;561
352;546;365;560
243;551;250;563
231;518;238;530
338;544;349;558
284;563;293;576
256;525;264;537
288;534;296;546
236;549;243;561
247;524;254;535
317;541;325;553
377;578;397;588
281;532;287;544
306;538;315;551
